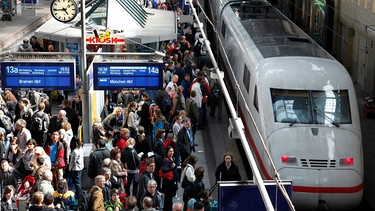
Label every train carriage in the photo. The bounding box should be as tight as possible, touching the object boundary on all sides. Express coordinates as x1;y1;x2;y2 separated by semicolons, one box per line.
207;0;363;210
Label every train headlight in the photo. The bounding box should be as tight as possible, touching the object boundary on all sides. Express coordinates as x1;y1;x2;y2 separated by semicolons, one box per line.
339;157;354;167
281;156;297;165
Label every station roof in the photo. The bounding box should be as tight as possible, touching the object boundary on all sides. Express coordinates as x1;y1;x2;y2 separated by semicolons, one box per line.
35;0;177;44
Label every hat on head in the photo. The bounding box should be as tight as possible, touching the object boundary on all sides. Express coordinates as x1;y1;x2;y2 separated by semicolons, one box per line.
147;152;155;158
187;198;197;210
34;146;44;155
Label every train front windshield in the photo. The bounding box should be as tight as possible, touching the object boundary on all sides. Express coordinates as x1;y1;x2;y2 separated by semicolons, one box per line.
271;89;351;125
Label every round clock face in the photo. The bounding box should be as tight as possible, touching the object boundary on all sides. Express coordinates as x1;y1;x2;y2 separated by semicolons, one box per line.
50;0;78;23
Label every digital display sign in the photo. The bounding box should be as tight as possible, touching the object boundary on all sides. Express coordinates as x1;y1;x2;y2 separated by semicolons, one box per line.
1;60;76;91
93;61;163;90
218;181;292;211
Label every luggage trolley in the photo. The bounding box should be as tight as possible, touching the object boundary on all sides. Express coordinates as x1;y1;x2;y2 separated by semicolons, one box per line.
1;0;14;21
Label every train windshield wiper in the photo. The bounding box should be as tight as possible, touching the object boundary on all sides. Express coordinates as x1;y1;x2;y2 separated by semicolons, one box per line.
289;118;298;127
314;106;340;127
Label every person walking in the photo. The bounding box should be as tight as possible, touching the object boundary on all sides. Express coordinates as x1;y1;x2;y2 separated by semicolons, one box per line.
215;152;241;182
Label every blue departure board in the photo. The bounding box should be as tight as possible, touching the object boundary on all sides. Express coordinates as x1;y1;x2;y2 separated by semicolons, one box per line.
1;60;76;91
93;61;163;90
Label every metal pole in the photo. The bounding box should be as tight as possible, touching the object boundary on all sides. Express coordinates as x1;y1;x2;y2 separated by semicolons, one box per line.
80;0;91;143
188;1;275;211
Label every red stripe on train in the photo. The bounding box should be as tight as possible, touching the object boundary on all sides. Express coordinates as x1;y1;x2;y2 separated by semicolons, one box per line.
293;183;363;193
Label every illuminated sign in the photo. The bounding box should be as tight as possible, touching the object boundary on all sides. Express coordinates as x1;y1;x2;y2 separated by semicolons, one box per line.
86;36;125;44
1;60;76;91
93;61;163;90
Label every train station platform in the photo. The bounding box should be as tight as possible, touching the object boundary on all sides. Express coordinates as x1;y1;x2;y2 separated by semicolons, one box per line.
0;1;51;51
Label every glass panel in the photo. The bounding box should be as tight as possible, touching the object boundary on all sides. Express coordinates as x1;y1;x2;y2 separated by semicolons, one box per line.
271;89;351;125
312;90;351;124
271;89;312;124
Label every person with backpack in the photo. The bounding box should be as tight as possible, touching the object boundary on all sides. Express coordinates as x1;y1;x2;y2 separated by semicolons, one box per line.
31;102;49;147
172;86;186;117
53;179;76;210
0;110;13;137
88;139;110;179
190;72;210;130
62;99;80;135
154;90;172;121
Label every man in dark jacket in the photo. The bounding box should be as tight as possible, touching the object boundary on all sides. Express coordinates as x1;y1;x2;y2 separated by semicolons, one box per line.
137;157;156;209
88;139;110;179
138;92;153;138
154;90;172;120
48;110;68;138
31;102;50;147
62;99;80;135
177;118;195;163
185;90;199;137
0;159;23;189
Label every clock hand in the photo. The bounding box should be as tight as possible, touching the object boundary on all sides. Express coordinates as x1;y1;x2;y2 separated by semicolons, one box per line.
53;8;64;11
62;7;69;15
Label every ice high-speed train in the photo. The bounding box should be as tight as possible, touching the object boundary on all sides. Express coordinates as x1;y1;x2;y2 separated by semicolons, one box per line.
206;0;363;210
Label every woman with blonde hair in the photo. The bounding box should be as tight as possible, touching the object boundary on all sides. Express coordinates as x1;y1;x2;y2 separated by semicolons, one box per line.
92;116;106;146
121;138;142;197
102;107;122;131
172;85;186;115
124;101;139;138
29;191;44;210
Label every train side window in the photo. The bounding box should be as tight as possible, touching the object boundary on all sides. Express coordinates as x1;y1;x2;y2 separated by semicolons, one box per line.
221;20;226;38
253;85;259;112
243;65;250;93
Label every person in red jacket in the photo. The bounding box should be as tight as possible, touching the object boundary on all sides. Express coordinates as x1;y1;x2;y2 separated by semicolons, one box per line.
44;131;66;187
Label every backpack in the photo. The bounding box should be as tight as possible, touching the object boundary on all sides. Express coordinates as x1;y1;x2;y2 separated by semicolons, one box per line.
161;96;172;113
194;40;203;57
31;113;46;132
0;115;13;134
78;191;92;211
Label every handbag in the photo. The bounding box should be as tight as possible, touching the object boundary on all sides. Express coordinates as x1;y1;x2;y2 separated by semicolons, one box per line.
131;150;140;183
158;168;174;180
